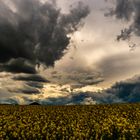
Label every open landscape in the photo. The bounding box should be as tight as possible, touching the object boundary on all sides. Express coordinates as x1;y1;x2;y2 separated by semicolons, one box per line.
0;103;140;140
1;0;140;139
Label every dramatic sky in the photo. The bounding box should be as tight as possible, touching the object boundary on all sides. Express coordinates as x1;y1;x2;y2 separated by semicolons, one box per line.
0;0;140;105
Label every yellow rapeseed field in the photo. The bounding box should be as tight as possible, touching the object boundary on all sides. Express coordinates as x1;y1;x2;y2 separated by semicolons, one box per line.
0;103;140;140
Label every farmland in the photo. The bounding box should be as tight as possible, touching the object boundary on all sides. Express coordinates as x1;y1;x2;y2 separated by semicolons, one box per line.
0;103;140;140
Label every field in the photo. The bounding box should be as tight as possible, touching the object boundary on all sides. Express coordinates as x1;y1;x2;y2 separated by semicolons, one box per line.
0;103;140;140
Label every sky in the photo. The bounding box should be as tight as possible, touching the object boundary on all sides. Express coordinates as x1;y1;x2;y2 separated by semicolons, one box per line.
0;0;140;105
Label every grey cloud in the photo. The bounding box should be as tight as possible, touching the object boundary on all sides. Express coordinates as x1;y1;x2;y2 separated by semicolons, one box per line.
106;0;140;42
96;52;140;81
0;73;49;96
0;0;89;73
80;97;96;105
0;58;36;74
49;69;104;88
14;86;40;95
106;0;133;21
11;74;50;94
105;75;140;103
0;98;18;105
13;74;49;82
26;81;44;89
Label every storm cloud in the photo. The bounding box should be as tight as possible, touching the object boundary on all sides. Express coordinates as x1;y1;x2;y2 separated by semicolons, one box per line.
12;74;50;94
0;73;49;96
13;74;49;82
105;75;140;103
0;0;89;73
107;0;140;43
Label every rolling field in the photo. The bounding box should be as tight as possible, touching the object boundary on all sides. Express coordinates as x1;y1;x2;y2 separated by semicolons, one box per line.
0;103;140;140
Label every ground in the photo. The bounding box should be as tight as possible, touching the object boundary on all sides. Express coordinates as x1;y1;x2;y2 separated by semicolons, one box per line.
0;103;140;140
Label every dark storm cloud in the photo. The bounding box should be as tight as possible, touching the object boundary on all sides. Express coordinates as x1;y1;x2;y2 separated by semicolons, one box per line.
12;74;49;94
0;58;36;74
107;0;133;21
13;74;49;82
106;0;140;41
7;85;40;94
0;0;89;73
105;75;140;103
0;73;49;95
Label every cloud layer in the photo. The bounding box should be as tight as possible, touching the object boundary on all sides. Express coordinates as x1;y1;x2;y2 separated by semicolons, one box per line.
46;69;104;88
1;75;140;105
0;72;49;98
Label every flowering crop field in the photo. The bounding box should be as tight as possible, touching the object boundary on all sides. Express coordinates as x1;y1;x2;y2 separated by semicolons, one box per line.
0;103;140;140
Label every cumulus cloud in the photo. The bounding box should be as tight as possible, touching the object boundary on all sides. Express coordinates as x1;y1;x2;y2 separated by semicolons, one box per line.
0;0;89;73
